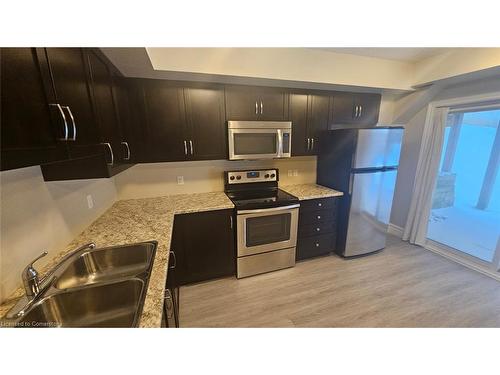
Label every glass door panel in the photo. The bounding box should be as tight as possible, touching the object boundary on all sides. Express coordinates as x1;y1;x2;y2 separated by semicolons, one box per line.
427;109;500;266
246;213;291;247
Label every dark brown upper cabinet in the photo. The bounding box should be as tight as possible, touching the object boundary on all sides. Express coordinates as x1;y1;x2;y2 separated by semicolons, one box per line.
139;80;187;162
132;80;227;163
184;85;227;160
330;92;381;127
225;86;288;121
112;77;140;164
39;48;100;158
1;48;68;171
289;92;331;156
41;49;133;181
86;50;126;167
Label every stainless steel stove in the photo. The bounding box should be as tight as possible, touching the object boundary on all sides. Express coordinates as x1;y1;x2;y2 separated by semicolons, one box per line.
224;169;299;278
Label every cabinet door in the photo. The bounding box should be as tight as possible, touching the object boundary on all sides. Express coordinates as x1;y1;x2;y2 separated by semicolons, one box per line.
308;94;331;154
141;80;187;161
87;50;122;164
289;93;309;156
44;48;99;154
184;86;227;160
175;210;235;285
225;86;259;121
1;48;67;170
355;93;381;126
258;89;287;121
112;77;140;163
330;92;356;125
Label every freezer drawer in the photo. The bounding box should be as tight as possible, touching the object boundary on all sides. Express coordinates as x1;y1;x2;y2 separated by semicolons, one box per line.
344;169;397;257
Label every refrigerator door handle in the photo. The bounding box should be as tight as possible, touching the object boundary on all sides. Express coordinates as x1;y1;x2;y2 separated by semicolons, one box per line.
348;173;354;195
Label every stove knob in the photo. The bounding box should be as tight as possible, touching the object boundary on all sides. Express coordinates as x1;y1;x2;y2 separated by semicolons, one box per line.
236;175;241;180
265;174;270;178
229;176;235;181
270;173;276;178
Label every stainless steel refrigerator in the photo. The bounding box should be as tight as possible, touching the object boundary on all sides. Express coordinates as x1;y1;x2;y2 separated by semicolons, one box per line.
317;127;404;257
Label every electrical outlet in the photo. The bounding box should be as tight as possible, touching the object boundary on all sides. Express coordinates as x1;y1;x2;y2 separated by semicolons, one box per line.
288;170;293;177
177;176;185;185
293;169;298;177
86;194;94;209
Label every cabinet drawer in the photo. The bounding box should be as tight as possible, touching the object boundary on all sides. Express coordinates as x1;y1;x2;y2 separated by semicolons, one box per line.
299;221;335;238
299;209;336;224
299;197;337;212
296;234;335;261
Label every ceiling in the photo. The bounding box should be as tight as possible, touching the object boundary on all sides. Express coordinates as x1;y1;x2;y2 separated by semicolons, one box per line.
315;48;451;62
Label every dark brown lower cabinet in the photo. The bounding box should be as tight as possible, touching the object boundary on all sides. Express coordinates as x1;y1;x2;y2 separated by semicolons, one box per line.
296;197;338;261
170;209;235;286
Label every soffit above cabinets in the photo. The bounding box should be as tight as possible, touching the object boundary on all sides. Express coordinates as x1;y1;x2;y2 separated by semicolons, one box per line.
100;47;500;94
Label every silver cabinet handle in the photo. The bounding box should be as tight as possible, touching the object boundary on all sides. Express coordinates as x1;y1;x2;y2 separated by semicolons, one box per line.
169;251;176;269
121;141;131;160
230;216;233;229
260;100;263;114
189;140;194;155
359;105;363;117
315;243;320;247
255;101;258;115
62;105;76;141
307;138;311;151
311;138;314;150
354;105;358;118
100;142;114;166
184;140;188;156
318;202;322;207
49;103;68;140
317;215;321;219
316;227;321;232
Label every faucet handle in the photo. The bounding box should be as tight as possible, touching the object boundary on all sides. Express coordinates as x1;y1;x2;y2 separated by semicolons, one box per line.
25;251;48;273
22;251;48;297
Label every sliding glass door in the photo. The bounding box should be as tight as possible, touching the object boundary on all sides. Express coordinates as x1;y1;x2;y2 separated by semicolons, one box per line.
427;108;500;271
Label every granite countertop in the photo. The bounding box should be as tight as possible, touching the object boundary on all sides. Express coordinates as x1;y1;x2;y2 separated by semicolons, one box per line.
280;183;344;200
0;191;234;328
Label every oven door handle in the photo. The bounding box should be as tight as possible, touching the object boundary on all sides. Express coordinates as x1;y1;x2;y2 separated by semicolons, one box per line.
237;204;300;215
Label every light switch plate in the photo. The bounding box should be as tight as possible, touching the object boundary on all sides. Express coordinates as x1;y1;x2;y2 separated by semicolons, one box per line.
177;176;185;185
293;170;298;177
288;170;293;177
86;194;94;209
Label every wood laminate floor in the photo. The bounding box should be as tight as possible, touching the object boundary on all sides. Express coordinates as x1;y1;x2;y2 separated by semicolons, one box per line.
179;237;500;327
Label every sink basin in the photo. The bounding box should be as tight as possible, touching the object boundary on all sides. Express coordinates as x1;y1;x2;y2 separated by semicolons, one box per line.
5;241;157;328
54;243;155;290
18;279;145;328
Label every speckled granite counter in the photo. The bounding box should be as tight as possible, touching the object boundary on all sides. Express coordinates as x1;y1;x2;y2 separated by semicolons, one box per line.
0;192;234;328
280;184;344;200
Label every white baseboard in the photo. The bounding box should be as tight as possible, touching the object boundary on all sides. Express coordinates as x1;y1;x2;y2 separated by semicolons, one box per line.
425;240;500;282
387;223;404;238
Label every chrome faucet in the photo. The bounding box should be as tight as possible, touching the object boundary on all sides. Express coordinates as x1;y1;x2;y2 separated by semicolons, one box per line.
5;242;97;320
22;251;48;298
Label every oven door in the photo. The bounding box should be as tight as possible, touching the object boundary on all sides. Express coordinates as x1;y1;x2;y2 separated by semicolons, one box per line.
228;128;281;160
237;204;299;257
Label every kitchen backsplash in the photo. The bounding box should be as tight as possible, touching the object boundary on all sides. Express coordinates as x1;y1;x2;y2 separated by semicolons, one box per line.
113;156;318;200
0;166;117;303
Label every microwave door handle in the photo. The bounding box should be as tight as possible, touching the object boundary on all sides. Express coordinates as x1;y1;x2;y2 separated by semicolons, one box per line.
277;129;283;157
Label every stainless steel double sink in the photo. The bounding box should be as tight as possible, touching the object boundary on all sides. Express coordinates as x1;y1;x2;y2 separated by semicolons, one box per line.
8;241;157;328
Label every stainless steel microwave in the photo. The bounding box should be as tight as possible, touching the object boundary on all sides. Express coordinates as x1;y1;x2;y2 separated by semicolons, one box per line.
228;121;292;160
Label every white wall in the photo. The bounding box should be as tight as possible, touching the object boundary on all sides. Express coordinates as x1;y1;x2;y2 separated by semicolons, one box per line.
0;166;117;302
145;48;415;91
390;76;500;229
114;156;317;200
